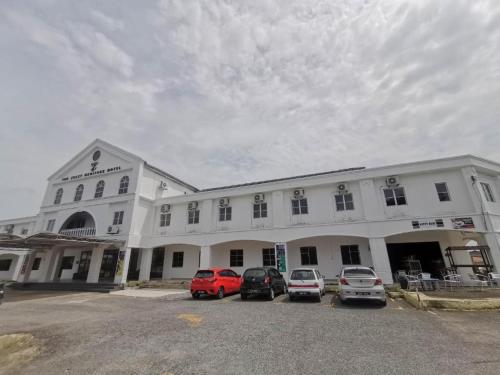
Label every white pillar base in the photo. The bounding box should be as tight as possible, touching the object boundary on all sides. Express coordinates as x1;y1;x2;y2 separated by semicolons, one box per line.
139;248;153;281
199;246;212;269
369;237;393;285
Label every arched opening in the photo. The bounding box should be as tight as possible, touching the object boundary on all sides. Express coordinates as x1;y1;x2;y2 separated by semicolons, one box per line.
59;211;96;237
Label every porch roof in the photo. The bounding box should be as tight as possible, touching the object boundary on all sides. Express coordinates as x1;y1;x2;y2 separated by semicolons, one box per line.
0;232;124;250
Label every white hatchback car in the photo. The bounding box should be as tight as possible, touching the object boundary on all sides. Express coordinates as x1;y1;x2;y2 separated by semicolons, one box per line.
338;266;386;305
288;268;325;302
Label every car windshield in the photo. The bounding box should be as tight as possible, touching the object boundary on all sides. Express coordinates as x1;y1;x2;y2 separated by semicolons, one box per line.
194;270;214;278
291;270;315;280
244;269;266;277
343;268;375;277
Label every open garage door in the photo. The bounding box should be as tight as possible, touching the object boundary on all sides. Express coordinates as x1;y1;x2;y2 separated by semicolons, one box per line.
386;242;446;278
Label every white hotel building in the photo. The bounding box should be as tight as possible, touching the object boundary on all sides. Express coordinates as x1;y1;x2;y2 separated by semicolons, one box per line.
1;139;500;287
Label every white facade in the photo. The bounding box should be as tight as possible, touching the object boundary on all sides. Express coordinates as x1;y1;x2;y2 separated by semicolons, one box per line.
1;139;500;286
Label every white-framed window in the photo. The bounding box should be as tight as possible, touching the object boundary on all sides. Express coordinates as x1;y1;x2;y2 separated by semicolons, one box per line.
480;182;495;202
291;198;308;215
300;247;318;265
435;182;451;202
172;252;184;268
54;188;63;204
118;176;129;194
335;193;354;211
341;245;361;265
113;211;124;225
74;184;84;202
219;206;232;221
46;219;55;232
230;249;243;267
253;203;267;218
188;210;200;224
262;248;275;267
94;180;105;198
383;187;407;206
160;213;171;227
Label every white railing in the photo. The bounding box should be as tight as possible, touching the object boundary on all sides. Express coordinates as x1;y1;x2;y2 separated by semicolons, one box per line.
59;227;96;237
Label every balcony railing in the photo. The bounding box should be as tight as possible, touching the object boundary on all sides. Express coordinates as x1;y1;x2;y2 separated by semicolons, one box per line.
59;227;96;237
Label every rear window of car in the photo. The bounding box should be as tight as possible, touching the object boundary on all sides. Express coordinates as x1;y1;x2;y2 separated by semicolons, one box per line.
194;270;214;278
343;268;375;277
291;270;315;280
244;269;266;277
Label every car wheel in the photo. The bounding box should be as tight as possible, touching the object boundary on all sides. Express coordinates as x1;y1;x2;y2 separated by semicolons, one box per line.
268;288;275;301
241;293;247;300
216;287;224;299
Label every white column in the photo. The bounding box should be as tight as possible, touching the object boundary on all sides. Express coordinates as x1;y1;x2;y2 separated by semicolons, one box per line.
87;247;104;283
114;247;132;284
484;233;500;272
199;246;212;269
369;237;393;285
272;191;285;228
40;249;61;282
11;254;26;282
139;248;153;281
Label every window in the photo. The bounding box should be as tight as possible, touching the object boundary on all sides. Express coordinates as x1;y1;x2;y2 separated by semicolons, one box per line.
262;248;276;267
74;184;84;201
118;176;129;194
300;247;318;265
94;180;105;198
480;182;495;202
60;256;75;270
435;182;450;202
113;211;124;225
230;249;243;267
219;206;232;221
54;188;63;204
291;198;308;215
160;213;171;227
341;245;361;265
172;252;184;268
188;210;200;224
0;259;12;271
335;193;354;211
253;202;268;218
32;257;41;271
46;219;55;232
383;187;407;206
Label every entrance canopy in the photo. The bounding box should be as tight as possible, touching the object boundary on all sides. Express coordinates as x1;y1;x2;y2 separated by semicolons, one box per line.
0;232;124;251
445;245;493;273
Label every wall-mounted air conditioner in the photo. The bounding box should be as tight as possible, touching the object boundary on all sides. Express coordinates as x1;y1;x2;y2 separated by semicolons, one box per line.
293;189;305;198
160;204;171;213
386;176;400;187
188;201;198;211
254;193;265;203
336;183;349;194
107;225;120;234
218;198;230;207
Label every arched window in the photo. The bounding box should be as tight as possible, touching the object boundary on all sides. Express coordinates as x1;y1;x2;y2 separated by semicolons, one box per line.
94;180;105;198
54;188;63;204
118;176;129;194
74;184;84;202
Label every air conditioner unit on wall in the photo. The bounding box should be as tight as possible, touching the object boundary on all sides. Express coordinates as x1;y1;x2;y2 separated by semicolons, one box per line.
160;204;171;213
107;225;120;234
386;176;400;187
218;198;230;207
159;181;168;190
188;201;198;211
254;193;265;203
293;189;305;198
337;182;349;194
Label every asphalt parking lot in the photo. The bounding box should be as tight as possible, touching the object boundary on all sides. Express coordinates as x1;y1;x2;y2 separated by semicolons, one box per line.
1;290;500;375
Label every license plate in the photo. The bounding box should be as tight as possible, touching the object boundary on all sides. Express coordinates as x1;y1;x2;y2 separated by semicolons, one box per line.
356;292;370;296
198;291;206;294
298;292;308;295
248;290;259;293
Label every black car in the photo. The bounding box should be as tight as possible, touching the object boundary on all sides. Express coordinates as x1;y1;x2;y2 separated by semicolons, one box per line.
240;267;287;300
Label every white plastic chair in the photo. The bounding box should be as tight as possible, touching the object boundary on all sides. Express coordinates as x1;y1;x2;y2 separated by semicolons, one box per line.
443;274;462;290
406;275;421;291
467;273;489;291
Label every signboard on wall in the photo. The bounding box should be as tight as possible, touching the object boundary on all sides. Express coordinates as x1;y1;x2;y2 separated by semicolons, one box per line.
411;219;444;230
451;217;475;229
275;243;287;272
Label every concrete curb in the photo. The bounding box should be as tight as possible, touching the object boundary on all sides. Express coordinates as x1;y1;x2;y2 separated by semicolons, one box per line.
402;290;500;311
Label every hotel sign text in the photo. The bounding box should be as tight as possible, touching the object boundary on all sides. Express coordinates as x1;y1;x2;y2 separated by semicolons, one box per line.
61;166;121;181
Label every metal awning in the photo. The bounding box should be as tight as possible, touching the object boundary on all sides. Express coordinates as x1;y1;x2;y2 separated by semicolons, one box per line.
0;232;124;250
445;245;493;273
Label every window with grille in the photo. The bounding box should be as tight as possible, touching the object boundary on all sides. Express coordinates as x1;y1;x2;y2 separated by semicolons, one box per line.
54;188;63;204
435;182;450;202
253;202;267;218
113;211;124;225
291;198;308;215
160;213;171;227
230;249;243;267
262;248;276;267
219;206;232;221
188;210;200;224
94;180;105;198
300;247;318;265
118;176;129;194
480;182;495;202
32;257;41;270
74;184;84;201
335;193;354;211
46;219;55;232
341;245;361;265
172;252;184;268
383;187;407;206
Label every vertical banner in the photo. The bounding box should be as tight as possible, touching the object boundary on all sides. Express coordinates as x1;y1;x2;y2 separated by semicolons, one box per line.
275;242;287;272
115;250;125;277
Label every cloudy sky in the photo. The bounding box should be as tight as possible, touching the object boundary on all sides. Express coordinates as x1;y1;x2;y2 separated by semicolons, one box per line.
1;0;500;220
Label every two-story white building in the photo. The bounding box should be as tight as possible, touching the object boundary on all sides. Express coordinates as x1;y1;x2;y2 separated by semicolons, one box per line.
1;139;500;286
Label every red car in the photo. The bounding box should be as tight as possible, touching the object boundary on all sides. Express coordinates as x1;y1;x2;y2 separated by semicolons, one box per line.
191;268;241;299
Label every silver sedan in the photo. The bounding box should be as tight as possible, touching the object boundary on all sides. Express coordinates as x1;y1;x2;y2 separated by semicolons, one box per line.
338;266;387;305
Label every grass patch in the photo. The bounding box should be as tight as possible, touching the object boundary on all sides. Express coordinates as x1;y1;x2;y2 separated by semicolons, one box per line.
0;333;40;374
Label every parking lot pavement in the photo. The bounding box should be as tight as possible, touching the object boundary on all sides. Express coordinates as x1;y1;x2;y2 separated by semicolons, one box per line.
1;291;500;375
